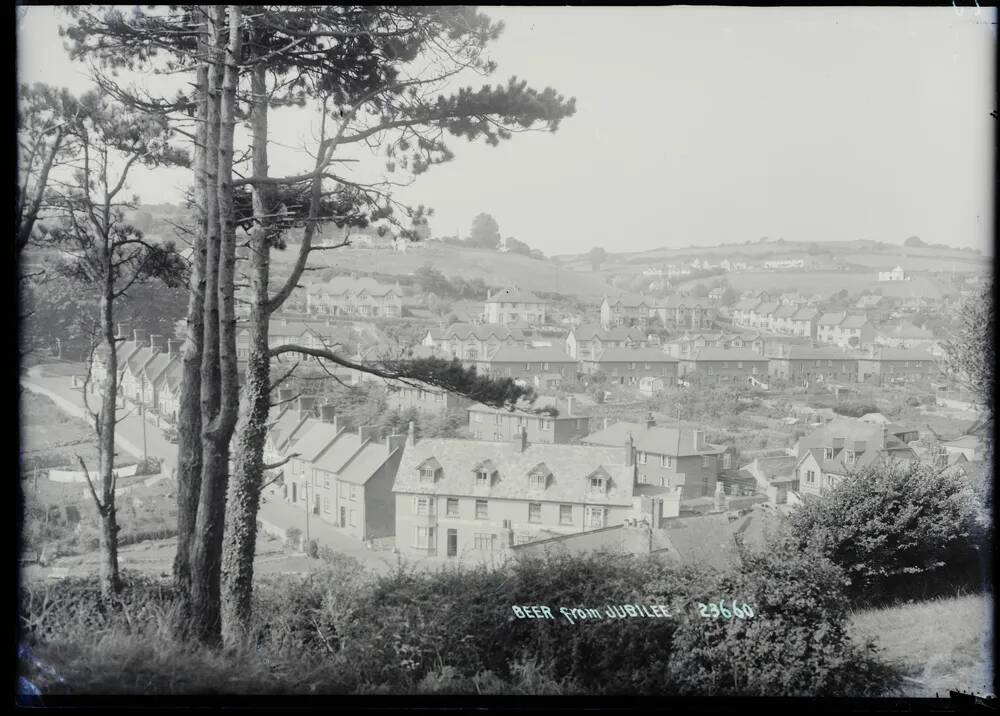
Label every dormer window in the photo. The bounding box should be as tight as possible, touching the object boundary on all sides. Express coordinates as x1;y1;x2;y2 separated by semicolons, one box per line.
419;468;436;483
823;448;834;460
473;460;498;488
844;450;856;465
476;470;491;487
417;457;442;484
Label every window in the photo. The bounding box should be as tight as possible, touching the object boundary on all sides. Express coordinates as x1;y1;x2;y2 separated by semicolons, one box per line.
475;499;488;519
323;496;331;514
639;451;648;465
446;498;459;517
324;475;331;490
702;455;712;468
338;482;348;499
806;470;816;483
350;485;358;501
559;505;573;525
722;453;732;469
473;413;483;423
414;496;433;516
823;448;834;460
529;502;541;523
495;413;502;424
473;533;495;551
590;476;606;493
312;469;321;487
844;450;856;465
529;473;546;490
415;527;430;548
523;363;531;371
662;455;674;469
542;362;550;370
419;467;436;483
349;509;357;527
585;506;607;528
502;519;512;529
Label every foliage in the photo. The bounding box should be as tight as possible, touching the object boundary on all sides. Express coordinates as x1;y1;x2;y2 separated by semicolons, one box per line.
904;236;926;248
413;264;490;301
467;213;501;250
668;530;899;696
786;460;981;603
588;246;607;271
942;277;993;417
831;401;879;418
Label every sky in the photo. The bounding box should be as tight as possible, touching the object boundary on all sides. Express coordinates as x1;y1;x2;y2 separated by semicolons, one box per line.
16;5;997;256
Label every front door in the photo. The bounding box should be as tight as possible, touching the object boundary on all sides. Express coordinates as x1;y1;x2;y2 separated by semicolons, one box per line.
291;482;297;502
340;506;346;528
447;529;457;557
314;494;320;515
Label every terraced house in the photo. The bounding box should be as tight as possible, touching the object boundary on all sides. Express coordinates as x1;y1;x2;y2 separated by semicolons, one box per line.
768;345;862;384
392;431;638;558
421;322;526;361
857;346;939;386
304;276;403;318
652;295;717;330
483;287;549;326
816;312;875;349
565;324;647;360
677;347;769;384
88;324;143;396
473;345;578;390
579;347;678;385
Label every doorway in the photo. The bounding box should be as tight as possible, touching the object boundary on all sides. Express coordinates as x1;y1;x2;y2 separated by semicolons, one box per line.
291;482;297;502
340;506;346;528
447;529;457;557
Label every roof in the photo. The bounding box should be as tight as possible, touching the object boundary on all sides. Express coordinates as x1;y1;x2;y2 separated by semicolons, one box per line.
308;276;401;297
487;287;547;304
783;346;863;361
868;347;937;362
753;302;779;316
657;512;741;570
839;315;870;329
125;346;157;375
162;359;184;393
687;347;768;363
312;430;368;474
284;418;334;459
144;353;176;385
942;435;984;450
603;293;649;308
468;395;588;419
485;345;576;364
571;324;646;342
791;307;820;321
393;438;635;507
591;347;677;364
795;419;917;472
658;295;715;309
732;299;761;311
817;312;847;327
772;305;798;319
877;321;935;340
428;322;526;342
337;441;398;485
746;455;798;480
582;422;725;457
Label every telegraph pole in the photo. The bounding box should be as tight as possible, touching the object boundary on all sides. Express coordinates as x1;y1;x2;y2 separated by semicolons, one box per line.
140;374;148;465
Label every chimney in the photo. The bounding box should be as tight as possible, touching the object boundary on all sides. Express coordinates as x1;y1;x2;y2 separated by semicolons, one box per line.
133;328;149;346
278;388;295;403
167;339;182;360
387;433;407;455
149;334;165;353
646;411;656;429
625;433;635;466
319;405;338;424
566;395;574;417
297;396;317;422
116;323;129;340
692;429;704;450
519;425;529;453
358;426;377;444
406;420;416;447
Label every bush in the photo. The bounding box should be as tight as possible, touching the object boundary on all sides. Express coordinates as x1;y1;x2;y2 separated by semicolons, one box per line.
305;540;319;559
668;530;900;696
285;527;302;551
787;460;981;604
831;402;879;418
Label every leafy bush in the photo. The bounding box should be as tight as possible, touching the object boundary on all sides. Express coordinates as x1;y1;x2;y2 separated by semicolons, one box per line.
831;402;879;418
285;527;302;550
787;460;981;604
668;530;900;696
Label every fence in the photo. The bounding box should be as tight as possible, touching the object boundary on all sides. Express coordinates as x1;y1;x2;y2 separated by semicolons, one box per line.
49;463;139;484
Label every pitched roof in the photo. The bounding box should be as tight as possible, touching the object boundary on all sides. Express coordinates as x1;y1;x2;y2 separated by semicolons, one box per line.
485;345;576;363
591;347;677;364
869;347;937;362
337;441;399;485
432;322;526;342
582;422;725;457
839;315;870;329
795;418;917;472
144;353;176;385
393;438;635;507
659;295;715;309
312;430;368;474
817;312;847;327
687;347;768;362
791;307;820;321
942;435;984;450
604;293;649;308
657;512;741;570
732;299;762;311
877;320;934;340
753;302;779;316
283;417;329;457
487;287;547;304
162;359;184;393
784;346;863;361
772;305;798;319
125;346;157;375
746;455;798;480
571;324;646;342
309;276;401;297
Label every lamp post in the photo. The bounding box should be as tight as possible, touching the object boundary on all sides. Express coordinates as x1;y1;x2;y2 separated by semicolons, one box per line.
140;374;148;466
302;481;310;546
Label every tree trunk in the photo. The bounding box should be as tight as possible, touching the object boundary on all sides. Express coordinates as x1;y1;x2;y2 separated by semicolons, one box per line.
221;61;272;646
96;286;121;597
174;5;210;599
189;4;228;644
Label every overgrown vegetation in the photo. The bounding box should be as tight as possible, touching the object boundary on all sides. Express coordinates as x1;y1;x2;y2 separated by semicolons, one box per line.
17;550;902;696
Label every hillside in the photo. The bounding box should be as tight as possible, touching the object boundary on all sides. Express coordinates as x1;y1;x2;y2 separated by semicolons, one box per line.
270;241;617;300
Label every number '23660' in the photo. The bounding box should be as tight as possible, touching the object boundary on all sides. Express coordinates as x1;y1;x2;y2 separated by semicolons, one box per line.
697;600;754;619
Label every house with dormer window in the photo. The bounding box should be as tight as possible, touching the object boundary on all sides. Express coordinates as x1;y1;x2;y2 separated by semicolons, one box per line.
391;427;638;559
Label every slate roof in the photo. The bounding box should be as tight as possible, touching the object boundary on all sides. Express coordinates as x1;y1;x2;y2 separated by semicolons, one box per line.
427;322;526;342
337;441;399;485
753;302;779;316
142;352;174;385
312;430;368;474
868;347;937;362
817;312;847;327
745;455;798;480
686;347;768;363
839;315;870;329
162;360;184;393
783;346;863;361
571;324;646;342
878;321;934;340
286;421;342;463
582;422;726;457
795;418;917;473
604;293;649;308
487;287;548;304
393;438;635;507
656;512;741;570
591;347;677;364
485;345;576;363
791;307;820;321
659;295;715;309
126;346;157;375
942;435;984;450
309;276;400;297
772;305;798;319
732;299;762;311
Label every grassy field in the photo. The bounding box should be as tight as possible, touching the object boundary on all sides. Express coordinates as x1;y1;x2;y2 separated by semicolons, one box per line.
273;242;617;300
849;593;994;698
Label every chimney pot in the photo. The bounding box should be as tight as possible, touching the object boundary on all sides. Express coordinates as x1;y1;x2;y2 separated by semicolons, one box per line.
133;328;149;345
149;334;166;353
297;396;317;422
320;405;337;424
359;426;376;443
116;323;129;340
406;420;416;447
278;388;295;403
625;433;635;466
167;339;182;359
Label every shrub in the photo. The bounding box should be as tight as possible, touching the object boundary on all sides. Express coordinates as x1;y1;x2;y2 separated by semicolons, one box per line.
285;527;302;551
787;460;981;604
668;530;901;696
832;402;879;418
305;540;319;559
